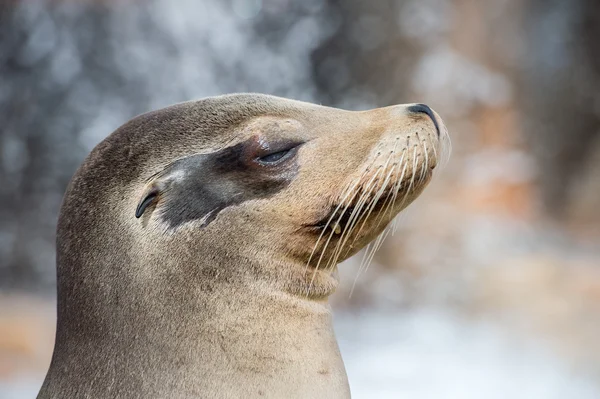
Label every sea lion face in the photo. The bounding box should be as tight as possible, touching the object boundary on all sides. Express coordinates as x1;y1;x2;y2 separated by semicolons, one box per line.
76;94;448;298
123;95;447;296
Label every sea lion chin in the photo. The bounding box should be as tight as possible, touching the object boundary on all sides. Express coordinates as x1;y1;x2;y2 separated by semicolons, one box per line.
38;93;449;399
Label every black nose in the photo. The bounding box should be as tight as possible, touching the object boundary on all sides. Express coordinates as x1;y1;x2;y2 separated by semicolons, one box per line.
407;103;440;136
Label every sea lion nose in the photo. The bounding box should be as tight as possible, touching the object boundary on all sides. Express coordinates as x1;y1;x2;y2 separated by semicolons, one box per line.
407;103;440;137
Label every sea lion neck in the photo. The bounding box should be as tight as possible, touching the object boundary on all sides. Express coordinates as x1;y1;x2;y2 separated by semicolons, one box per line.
49;254;349;398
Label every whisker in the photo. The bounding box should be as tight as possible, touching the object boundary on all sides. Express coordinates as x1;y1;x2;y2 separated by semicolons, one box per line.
349;241;372;299
373;150;407;230
363;225;391;275
351;144;415;281
415;132;426;184
441;127;452;169
353;225;391;297
326;167;384;271
386;155;409;220
351;150;398;244
395;146;418;211
421;138;429;183
307;158;381;293
304;179;362;296
431;134;438;165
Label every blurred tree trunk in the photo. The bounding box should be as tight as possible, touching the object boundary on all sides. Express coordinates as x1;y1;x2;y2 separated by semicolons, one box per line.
311;0;417;108
519;0;600;219
0;3;128;290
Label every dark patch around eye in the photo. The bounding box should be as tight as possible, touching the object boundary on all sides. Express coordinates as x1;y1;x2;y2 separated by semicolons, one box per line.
157;139;298;229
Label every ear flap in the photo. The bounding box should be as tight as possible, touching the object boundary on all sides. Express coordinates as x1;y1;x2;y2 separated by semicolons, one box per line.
134;163;190;219
135;184;160;218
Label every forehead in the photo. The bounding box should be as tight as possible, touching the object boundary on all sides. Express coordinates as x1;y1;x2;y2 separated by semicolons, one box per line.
132;94;338;153
101;94;351;188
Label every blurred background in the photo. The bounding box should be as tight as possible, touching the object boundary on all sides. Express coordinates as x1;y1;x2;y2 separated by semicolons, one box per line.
1;0;599;397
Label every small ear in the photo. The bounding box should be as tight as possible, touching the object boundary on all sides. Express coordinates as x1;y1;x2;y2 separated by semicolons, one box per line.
135;184;160;218
135;162;190;220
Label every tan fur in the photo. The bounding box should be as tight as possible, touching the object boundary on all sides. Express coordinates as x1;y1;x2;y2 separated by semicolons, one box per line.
38;94;447;398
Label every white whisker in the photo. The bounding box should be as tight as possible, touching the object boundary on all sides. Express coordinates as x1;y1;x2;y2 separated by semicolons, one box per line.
349;242;372;299
304;179;362;296
326;167;384;270
351;151;398;242
363;225;391;275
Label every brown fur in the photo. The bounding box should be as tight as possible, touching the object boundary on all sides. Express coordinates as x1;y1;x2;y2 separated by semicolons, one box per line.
37;94;447;398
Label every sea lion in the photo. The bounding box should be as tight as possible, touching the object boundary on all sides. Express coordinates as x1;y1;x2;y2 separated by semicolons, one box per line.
38;94;449;399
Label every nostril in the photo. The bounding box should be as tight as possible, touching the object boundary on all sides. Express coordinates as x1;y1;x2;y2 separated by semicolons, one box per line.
408;103;433;116
407;103;440;137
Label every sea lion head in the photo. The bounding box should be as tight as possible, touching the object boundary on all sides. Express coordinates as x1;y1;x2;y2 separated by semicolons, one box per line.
58;93;449;305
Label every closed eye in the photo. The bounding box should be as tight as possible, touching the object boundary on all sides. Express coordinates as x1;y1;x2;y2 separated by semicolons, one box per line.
257;149;293;164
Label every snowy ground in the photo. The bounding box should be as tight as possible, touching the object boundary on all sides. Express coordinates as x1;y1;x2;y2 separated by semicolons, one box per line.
0;380;39;399
336;309;599;399
2;308;599;399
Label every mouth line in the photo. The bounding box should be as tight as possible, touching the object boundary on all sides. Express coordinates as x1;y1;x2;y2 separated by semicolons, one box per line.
305;167;434;235
309;205;356;232
306;191;392;235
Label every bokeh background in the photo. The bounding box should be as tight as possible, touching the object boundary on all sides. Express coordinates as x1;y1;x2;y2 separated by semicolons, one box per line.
1;0;600;398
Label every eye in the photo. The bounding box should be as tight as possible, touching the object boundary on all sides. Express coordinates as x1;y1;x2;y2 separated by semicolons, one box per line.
253;139;304;166
257;149;292;164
